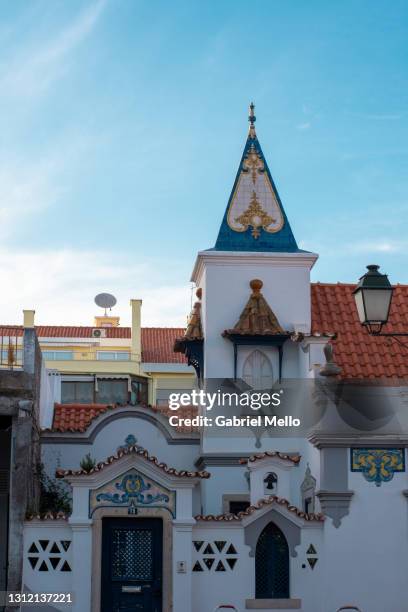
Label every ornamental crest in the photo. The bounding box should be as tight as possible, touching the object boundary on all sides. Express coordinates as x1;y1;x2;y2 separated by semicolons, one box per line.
90;469;175;516
351;448;405;487
242;145;265;184
235;191;275;239
227;149;284;237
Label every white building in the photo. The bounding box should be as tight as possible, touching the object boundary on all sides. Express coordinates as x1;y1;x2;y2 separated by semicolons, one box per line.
21;106;408;612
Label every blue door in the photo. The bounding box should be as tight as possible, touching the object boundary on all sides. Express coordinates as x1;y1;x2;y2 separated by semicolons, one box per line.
101;518;163;612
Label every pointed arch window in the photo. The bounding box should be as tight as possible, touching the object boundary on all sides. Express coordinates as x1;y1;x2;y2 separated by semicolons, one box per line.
255;522;289;599
243;350;273;390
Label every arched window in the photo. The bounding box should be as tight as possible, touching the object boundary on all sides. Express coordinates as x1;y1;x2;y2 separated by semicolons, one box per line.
242;350;273;390
256;522;289;599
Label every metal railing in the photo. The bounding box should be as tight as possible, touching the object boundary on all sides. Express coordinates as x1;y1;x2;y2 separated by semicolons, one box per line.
41;349;133;362
0;328;23;369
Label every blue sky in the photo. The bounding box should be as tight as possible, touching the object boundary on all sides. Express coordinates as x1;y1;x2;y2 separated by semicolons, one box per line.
1;0;407;325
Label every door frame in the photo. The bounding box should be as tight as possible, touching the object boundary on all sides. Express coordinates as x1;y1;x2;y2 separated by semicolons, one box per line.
91;507;173;612
101;516;163;611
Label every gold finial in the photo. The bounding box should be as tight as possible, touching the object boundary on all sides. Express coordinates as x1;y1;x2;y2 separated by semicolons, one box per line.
248;102;256;138
250;278;263;294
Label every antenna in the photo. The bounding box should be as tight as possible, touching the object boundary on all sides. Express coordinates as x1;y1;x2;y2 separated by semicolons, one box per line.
94;293;117;316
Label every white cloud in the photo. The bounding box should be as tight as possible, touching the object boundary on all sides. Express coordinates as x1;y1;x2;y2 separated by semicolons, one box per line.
0;0;106;97
296;122;311;131
0;248;191;327
0;157;61;237
345;240;408;255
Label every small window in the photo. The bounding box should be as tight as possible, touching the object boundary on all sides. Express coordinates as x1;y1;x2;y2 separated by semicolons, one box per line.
97;380;128;405
131;379;148;405
243;350;273;390
61;381;94;404
263;472;278;494
43;351;74;361
96;351;130;361
229;500;250;514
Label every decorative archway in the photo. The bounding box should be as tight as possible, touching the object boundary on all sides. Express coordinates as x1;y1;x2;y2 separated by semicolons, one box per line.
255;522;289;599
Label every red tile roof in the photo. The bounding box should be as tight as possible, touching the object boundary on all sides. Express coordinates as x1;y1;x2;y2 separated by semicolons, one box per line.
2;283;408;376
35;326;131;338
56;444;210;479
50;403;199;434
0;326;187;364
195;495;324;522
141;328;186;363
52;403;115;432
311;283;408;379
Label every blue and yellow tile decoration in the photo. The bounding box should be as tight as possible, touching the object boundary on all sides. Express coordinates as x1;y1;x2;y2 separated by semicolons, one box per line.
351;448;405;487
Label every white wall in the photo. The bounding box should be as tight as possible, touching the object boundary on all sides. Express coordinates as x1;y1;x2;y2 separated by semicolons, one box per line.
42;415;199;479
23;521;73;611
194;253;315;379
322;468;408;612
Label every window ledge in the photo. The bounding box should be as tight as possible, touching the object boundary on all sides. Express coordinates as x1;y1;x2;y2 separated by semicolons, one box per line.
246;599;301;610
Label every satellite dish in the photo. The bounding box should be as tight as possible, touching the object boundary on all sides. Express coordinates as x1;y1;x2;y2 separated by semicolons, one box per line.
95;293;117;315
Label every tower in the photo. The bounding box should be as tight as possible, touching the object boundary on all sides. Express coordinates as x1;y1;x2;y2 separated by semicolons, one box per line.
190;104;318;381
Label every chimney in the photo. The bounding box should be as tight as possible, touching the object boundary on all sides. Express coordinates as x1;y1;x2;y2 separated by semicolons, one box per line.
130;299;142;362
23;309;35;328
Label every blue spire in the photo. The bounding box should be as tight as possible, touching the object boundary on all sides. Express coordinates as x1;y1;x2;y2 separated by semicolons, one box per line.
214;103;299;252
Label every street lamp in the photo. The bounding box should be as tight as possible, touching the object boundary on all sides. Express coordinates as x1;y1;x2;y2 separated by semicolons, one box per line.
353;265;393;334
353;265;408;346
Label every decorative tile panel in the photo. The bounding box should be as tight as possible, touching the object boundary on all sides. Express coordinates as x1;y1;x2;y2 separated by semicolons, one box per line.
351;448;405;487
89;469;175;517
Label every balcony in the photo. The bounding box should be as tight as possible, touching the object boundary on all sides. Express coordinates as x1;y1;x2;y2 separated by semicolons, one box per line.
42;350;132;362
0;327;23;370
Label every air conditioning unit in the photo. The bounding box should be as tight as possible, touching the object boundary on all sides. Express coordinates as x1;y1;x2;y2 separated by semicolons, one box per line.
92;328;107;338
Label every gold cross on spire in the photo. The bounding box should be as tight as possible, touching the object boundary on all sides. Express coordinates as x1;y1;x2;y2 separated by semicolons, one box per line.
248;101;256;138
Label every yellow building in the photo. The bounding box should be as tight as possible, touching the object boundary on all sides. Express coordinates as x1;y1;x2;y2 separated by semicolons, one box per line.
15;301;194;408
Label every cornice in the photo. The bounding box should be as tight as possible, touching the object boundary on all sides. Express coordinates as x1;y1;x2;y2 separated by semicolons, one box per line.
191;250;319;283
309;432;408;449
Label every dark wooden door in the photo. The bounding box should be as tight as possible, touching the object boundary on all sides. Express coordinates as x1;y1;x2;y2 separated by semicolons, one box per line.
101;518;163;612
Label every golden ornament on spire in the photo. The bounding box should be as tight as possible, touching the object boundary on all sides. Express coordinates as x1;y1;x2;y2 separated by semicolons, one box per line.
248;101;256;138
235;191;276;239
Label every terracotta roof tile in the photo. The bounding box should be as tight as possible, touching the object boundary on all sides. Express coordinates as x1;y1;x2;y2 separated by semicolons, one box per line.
51;403;116;432
195;495;324;522
36;326;131;338
56;444;210;479
174;289;203;347
3;282;408;377
1;326;187;364
150;405;199;433
223;279;286;337
141;328;186;363
48;403;199;434
311;283;408;379
240;452;301;465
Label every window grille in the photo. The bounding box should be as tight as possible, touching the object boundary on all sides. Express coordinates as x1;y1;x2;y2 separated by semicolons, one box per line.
255;522;289;599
